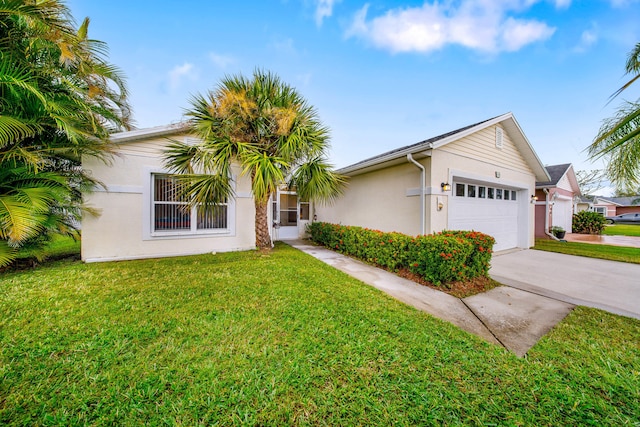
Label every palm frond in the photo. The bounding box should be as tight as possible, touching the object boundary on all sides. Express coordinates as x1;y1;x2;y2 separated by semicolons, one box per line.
289;157;347;204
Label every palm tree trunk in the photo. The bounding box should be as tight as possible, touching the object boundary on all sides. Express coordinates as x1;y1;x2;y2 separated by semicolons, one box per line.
255;196;272;249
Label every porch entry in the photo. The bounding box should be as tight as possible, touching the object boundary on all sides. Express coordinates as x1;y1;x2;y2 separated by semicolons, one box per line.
272;190;310;240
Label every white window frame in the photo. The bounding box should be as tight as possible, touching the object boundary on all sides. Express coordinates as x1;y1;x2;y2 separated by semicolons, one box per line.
593;206;606;216
142;169;236;240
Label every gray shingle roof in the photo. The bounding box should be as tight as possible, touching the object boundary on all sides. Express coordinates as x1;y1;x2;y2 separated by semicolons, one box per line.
536;163;572;187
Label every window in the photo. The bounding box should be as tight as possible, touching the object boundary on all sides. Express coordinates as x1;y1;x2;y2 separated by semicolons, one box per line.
152;174;228;233
511;190;517;201
467;185;476;198
478;186;486;198
496;188;503;200
504;190;510;200
593;206;606;216
487;187;494;199
455;183;465;197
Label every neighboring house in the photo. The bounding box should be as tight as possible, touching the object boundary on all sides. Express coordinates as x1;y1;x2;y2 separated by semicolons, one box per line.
81;124;311;262
534;163;581;237
576;196;640;216
315;112;550;252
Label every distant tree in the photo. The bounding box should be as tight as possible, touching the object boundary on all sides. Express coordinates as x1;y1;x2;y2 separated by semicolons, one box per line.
0;1;131;266
575;169;605;196
164;70;345;250
588;42;640;193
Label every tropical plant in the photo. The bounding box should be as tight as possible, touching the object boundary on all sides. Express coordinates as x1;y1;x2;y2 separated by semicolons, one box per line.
0;0;131;266
588;42;640;192
572;210;606;235
164;70;345;249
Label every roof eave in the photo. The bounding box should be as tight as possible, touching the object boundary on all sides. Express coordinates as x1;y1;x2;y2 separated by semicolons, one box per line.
110;122;190;144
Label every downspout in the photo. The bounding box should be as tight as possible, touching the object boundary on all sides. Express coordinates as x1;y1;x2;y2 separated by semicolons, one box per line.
407;153;426;235
542;188;559;241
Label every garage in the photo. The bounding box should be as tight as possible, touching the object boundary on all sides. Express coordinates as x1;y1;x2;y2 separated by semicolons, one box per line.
449;181;522;252
551;197;573;233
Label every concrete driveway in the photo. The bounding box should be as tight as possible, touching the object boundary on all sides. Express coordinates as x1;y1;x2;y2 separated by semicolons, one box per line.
490;249;640;319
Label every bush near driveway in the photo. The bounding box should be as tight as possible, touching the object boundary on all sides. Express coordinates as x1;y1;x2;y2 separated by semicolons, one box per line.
308;222;495;286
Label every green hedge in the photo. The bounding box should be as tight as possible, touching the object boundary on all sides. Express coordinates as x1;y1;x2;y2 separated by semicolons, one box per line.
308;222;495;287
572;210;606;234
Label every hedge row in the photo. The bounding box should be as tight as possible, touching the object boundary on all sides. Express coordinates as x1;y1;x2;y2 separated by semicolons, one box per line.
308;222;495;287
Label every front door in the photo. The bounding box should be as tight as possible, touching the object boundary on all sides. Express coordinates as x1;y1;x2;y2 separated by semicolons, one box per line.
272;190;311;240
277;191;299;240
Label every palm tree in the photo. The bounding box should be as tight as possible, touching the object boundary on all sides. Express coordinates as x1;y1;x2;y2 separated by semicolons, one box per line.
164;70;345;249
588;42;640;191
0;0;131;266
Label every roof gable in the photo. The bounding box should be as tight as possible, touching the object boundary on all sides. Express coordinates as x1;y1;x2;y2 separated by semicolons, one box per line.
536;163;581;194
339;112;550;181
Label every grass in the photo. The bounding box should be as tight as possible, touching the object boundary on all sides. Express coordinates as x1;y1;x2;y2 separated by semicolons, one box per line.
14;235;81;262
534;239;640;264
602;224;640;237
1;243;639;425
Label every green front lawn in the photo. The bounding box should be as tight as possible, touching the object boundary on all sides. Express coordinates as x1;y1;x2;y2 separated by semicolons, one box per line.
602;224;640;237
1;244;638;425
534;239;640;264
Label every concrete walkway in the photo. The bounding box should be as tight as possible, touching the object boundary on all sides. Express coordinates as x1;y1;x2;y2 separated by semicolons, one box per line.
490;249;640;320
286;240;574;357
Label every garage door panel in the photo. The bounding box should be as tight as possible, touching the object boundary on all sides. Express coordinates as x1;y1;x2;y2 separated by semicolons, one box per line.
449;182;520;252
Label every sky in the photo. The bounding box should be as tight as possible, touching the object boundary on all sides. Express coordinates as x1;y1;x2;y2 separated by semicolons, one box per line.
67;0;639;191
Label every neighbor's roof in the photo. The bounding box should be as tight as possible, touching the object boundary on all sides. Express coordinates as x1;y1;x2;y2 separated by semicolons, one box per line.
338;112;550;181
536;163;572;186
110;122;190;144
595;196;640;206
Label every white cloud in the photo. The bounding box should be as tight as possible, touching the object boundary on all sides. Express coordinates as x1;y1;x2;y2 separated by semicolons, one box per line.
346;1;556;54
553;0;571;8
574;27;598;53
315;0;340;26
209;52;235;68
167;63;197;90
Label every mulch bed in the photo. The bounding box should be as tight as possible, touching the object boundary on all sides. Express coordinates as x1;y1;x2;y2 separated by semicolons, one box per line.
396;268;500;299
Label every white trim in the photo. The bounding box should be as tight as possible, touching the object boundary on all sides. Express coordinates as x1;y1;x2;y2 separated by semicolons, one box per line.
448;168;529;190
141;167;237;241
84;245;256;263
94;184;143;194
110;122;189;144
406;187;438;196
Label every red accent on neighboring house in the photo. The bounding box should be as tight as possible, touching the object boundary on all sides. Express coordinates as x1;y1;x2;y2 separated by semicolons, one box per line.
534;204;549;238
617;206;640;215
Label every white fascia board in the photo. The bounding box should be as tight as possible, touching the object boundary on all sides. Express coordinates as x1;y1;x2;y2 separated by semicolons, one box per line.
110;122;190;144
338;149;432;176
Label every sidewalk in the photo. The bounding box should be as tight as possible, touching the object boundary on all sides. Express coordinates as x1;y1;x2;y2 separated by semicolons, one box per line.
286;240;574;357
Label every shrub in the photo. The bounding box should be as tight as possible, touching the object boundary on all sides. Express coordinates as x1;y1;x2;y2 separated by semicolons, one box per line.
572;211;606;234
308;222;495;287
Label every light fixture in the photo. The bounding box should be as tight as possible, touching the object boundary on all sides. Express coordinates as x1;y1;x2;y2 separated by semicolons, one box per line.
531;195;538;204
441;182;451;191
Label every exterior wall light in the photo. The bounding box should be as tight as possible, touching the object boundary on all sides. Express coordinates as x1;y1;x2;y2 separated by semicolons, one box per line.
531;195;538;204
441;182;451;191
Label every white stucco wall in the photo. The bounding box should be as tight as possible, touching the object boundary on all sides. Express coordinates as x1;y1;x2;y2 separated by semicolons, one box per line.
315;161;426;236
81;133;256;262
316;122;538;249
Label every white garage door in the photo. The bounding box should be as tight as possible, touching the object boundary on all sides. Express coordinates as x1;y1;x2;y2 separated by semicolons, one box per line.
552;199;572;233
449;182;520;252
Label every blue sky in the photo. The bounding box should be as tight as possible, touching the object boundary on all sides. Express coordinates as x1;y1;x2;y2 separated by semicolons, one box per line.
67;0;639;182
